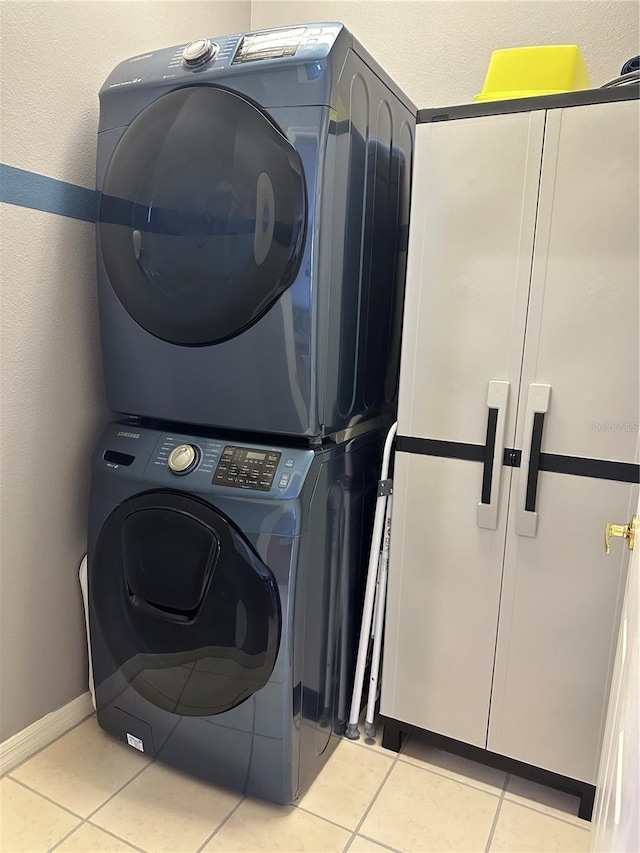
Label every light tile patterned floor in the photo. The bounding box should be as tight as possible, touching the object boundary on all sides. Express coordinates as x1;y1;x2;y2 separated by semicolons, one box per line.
1;716;592;853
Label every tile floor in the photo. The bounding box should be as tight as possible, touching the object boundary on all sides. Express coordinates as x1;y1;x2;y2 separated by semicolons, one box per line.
1;716;591;853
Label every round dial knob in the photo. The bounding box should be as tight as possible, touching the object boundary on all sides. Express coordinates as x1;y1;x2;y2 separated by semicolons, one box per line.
182;38;218;67
168;444;199;475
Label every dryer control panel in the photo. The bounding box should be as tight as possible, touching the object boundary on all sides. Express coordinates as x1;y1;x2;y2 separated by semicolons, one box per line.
231;26;337;64
100;23;344;96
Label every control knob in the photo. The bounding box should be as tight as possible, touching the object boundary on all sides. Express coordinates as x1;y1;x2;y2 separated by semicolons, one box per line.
168;444;200;475
182;38;219;67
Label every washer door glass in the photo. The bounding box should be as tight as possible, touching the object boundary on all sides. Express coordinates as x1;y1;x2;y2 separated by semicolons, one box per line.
90;491;281;716
99;86;306;345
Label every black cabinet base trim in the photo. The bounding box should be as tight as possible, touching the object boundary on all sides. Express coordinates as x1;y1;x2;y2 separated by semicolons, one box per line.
378;715;596;821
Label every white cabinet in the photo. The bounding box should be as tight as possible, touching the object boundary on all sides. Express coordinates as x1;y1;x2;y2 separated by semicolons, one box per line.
381;91;639;799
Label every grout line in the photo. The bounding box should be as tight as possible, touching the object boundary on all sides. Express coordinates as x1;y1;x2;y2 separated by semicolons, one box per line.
84;821;147;852
27;751;154;853
339;728;405;762
84;758;155;823
394;756;503;798
296;725;405;843
342;835;356;853
4;713;95;779
47;818;146;853
502;771;589;827
296;803;358;834
6;776;85;821
345;736;398;757
501;796;591;829
343;749;399;850
195;794;246;852
502;772;511;794
47;821;87;853
484;785;506;853
357;833;403;853
6;718;152;853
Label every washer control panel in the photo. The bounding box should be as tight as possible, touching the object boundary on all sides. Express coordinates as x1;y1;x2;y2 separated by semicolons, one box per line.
213;446;282;491
143;430;312;496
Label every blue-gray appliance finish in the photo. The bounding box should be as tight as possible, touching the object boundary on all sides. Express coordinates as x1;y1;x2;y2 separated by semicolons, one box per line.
96;23;415;439
87;421;385;802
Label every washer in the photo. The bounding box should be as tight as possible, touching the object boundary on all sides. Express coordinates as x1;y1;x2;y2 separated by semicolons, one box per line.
96;23;415;439
88;421;385;802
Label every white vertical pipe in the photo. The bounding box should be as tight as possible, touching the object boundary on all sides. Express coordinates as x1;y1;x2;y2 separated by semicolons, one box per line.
364;493;393;737
345;422;397;739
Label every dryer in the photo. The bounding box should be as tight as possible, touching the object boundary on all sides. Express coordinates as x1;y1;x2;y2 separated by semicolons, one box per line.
96;23;415;439
87;421;384;802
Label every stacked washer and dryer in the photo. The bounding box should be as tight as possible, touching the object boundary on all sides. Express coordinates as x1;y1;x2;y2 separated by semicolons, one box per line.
87;23;414;803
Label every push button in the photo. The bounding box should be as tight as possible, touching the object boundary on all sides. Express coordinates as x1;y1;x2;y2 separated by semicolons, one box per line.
279;473;291;489
284;458;295;468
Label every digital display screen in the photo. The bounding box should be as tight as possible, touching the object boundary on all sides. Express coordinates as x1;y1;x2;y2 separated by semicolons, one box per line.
232;28;305;64
213;447;282;491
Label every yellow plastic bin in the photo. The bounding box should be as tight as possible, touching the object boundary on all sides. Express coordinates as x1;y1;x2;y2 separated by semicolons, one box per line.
475;45;591;102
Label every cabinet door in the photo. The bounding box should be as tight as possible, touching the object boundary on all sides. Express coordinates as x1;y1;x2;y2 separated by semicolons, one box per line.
381;451;512;746
592;495;639;852
382;111;544;745
488;100;640;782
490;474;637;782
397;111;545;447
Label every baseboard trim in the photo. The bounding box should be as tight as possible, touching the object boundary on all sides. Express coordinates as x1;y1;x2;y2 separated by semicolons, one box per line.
0;692;93;775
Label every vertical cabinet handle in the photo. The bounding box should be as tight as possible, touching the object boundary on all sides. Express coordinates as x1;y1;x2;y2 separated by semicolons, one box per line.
516;383;551;537
477;381;510;530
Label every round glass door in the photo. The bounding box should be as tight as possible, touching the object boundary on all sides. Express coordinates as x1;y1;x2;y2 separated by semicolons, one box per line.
99;86;307;345
90;491;281;716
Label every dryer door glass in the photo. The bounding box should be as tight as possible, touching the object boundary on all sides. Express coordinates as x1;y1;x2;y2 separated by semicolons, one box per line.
90;491;281;716
99;86;306;346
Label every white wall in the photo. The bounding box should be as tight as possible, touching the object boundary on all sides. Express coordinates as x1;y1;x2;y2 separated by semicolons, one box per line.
0;0;251;743
251;0;640;106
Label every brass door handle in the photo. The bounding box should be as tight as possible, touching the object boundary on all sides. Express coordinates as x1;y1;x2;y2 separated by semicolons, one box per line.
605;515;637;554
